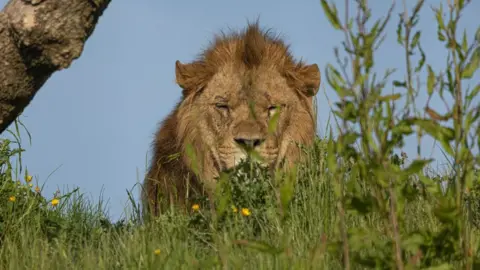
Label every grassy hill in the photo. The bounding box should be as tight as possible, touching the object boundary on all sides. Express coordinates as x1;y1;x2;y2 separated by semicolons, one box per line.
0;0;479;269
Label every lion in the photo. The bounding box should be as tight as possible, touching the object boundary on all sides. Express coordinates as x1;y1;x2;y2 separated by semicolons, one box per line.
142;22;321;217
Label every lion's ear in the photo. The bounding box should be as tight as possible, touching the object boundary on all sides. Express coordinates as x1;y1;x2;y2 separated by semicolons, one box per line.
295;63;321;97
175;60;211;96
286;63;321;97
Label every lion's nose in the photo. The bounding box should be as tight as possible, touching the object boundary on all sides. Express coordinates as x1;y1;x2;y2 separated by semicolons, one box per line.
234;137;265;149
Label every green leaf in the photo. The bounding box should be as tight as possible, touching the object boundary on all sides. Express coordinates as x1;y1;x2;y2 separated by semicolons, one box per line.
412;118;455;155
396;18;404;45
378;93;402;102
348;195;374;215
447;21;456;40
325;64;352;98
435;5;446;43
433;199;458;223
410;31;421;49
455;41;465;62
415;43;426;72
462;48;480;79
425;107;451;121
446;68;454;95
392;122;414;136
249;149;265;163
393;80;407;88
437;29;446;42
402;232;425;253
463;109;480;132
325;63;346;84
434;5;445;30
335;101;357;121
342;132;359;145
185;144;200;176
279;167;296;211
475;25;480;42
466;83;480;103
411;0;425;24
320;0;342;30
247;100;258;121
427;65;435;96
461;29;468;53
465;166;475;191
403;159;433;175
418;175;440;195
268;109;281;134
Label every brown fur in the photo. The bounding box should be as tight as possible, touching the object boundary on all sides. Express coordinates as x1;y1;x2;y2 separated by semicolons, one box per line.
142;22;321;217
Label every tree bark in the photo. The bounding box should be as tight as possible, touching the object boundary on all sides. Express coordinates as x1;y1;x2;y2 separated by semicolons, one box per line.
0;0;111;134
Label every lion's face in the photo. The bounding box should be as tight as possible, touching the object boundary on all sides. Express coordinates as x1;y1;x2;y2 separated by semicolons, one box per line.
173;23;320;182
196;64;298;170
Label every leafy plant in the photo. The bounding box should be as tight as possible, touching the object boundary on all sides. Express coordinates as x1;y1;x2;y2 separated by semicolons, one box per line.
319;0;480;268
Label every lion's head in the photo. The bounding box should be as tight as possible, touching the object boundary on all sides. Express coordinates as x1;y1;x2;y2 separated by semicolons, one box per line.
144;22;321;215
174;22;320;185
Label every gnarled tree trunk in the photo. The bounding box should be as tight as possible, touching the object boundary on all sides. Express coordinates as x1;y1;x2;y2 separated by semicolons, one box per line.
0;0;111;134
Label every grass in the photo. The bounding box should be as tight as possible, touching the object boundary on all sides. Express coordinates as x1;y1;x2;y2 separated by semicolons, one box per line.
1;0;480;269
0;136;478;269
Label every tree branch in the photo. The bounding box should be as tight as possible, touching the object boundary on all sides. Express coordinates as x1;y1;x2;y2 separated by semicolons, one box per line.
0;0;111;134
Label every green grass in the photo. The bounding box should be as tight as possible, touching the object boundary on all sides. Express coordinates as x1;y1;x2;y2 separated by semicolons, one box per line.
0;136;478;269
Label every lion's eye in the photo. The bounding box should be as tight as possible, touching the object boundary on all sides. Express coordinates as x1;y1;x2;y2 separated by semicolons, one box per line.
215;103;229;110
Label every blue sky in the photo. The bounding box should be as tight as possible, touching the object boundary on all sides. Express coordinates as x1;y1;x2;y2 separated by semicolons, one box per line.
1;0;479;221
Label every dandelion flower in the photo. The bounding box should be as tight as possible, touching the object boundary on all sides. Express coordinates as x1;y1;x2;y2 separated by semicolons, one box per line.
35;186;41;193
192;204;200;211
25;175;32;183
231;205;238;213
51;198;60;207
241;208;251;216
28;183;33;188
154;249;161;255
8;196;15;202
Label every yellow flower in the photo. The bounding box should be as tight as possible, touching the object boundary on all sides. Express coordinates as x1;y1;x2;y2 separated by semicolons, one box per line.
25;175;32;183
241;208;251;216
35;186;41;193
28;183;33;188
8;196;16;202
192;204;200;211
231;205;238;213
154;249;161;255
51;198;60;207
